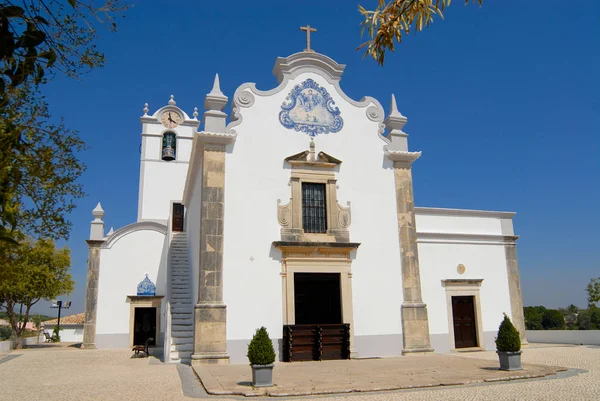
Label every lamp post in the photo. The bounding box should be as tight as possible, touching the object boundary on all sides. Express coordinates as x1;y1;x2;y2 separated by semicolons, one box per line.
50;300;71;337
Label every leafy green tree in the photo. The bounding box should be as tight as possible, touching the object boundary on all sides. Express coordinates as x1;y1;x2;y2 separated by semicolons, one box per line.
0;236;74;348
359;0;483;65
523;306;544;330
567;304;579;314
0;0;127;243
542;309;565;330
586;278;600;308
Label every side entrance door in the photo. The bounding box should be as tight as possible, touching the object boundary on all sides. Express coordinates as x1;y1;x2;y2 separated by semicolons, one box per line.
452;296;478;348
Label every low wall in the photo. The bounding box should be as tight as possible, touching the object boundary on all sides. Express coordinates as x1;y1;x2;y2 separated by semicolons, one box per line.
0;335;45;352
526;330;600;345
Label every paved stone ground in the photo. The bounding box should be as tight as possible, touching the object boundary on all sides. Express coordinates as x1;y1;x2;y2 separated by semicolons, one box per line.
0;343;598;400
195;353;562;397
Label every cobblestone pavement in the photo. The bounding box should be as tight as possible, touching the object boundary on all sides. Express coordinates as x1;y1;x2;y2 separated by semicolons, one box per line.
0;343;598;400
322;344;599;401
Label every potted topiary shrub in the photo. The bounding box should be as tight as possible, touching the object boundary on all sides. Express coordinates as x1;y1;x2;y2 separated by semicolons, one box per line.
247;326;276;387
495;314;522;371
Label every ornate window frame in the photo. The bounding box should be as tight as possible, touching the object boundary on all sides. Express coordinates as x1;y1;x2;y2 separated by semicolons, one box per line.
277;142;351;243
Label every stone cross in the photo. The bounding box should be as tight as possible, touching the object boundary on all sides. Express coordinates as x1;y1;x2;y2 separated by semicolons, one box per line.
300;25;317;52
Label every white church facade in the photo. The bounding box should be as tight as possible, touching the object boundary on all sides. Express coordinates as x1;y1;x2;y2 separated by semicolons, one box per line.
82;44;527;365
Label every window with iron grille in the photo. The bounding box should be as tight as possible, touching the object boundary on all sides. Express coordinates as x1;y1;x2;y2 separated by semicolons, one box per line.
302;183;327;233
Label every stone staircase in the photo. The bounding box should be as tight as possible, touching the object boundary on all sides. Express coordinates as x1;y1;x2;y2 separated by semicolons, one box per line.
169;232;194;364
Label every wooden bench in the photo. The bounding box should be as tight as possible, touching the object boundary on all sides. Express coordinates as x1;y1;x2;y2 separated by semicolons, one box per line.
43;332;52;343
132;337;154;357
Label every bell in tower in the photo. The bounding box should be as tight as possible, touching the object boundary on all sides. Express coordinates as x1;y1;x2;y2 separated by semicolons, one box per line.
162;132;177;161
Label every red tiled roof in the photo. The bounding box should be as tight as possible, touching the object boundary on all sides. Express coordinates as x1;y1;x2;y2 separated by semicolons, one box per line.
42;312;85;326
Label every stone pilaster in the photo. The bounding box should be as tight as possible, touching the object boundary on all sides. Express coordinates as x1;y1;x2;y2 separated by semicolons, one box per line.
504;236;528;344
192;145;229;365
82;239;104;349
393;161;434;354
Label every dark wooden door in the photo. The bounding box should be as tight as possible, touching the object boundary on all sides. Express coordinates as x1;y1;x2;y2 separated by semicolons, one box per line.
294;273;341;325
283;273;348;362
172;203;184;232
133;307;156;346
452;296;478;348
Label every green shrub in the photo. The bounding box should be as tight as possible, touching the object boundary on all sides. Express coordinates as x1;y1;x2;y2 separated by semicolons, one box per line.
495;314;521;352
0;326;12;341
542;309;565;330
51;325;62;342
247;327;276;366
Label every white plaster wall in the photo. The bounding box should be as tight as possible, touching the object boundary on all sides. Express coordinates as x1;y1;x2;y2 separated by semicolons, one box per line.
96;229;167;347
222;72;403;342
139;161;188;221
526;330;600;345
418;241;511;340
137;120;194;222
417;214;502;236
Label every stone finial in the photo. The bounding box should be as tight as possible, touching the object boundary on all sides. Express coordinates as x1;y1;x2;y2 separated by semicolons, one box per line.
168;95;176;105
107;226;115;236
143;103;149;116
203;73;229;133
90;202;105;240
385;94;409;152
193;107;199;120
308;139;316;161
92;202;104;221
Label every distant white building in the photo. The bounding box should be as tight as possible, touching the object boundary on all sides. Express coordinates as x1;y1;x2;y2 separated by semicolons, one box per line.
81;42;527;365
43;313;84;343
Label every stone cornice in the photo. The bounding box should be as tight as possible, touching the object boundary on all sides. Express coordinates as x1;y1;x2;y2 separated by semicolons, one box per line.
384;148;422;164
273;241;360;253
416;232;520;245
196;130;237;146
442;279;484;287
415;207;516;219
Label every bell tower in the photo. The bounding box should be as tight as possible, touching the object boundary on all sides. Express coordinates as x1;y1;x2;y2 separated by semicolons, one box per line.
137;96;200;222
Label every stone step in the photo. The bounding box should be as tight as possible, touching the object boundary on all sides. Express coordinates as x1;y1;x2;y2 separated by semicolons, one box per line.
172;331;193;339
172;308;192;314
170;351;193;360
172;319;193;326
172;324;193;331
171;343;193;352
171;336;193;345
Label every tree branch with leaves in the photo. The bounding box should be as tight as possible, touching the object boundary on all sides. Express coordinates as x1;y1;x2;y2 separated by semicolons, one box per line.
0;0;128;243
358;0;483;65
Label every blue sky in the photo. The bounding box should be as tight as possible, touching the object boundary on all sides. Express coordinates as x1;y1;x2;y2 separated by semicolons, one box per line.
32;1;599;317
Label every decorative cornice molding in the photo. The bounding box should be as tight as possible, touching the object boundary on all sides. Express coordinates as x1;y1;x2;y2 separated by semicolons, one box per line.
384;148;422;164
442;279;484;287
273;51;345;83
414;207;516;219
416;232;519;245
102;221;167;249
